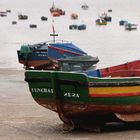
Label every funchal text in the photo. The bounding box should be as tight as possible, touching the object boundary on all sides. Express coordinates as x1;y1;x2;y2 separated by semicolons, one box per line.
31;88;80;98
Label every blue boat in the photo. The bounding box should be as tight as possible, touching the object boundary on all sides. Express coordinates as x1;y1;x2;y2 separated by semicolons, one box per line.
119;20;128;26
17;26;99;70
17;40;89;70
78;24;86;30
17;42;50;69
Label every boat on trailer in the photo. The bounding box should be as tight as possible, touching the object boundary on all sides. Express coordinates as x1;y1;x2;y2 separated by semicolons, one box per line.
25;59;140;131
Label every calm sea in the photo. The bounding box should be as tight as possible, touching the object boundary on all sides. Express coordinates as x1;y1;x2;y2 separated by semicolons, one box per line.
0;0;140;69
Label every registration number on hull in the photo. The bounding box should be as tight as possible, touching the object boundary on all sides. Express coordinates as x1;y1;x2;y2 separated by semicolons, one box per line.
31;88;80;98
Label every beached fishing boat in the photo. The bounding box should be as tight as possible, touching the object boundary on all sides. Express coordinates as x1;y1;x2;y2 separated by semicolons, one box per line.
25;64;140;130
25;65;140;129
17;41;89;69
17;29;98;70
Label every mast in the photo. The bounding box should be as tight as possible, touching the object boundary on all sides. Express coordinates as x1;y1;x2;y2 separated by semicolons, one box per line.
52;1;55;9
50;24;58;43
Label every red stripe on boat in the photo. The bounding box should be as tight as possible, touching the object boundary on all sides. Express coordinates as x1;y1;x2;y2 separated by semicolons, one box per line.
48;45;83;56
90;92;140;98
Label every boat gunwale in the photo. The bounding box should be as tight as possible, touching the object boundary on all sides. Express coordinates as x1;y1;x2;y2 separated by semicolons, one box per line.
25;71;140;87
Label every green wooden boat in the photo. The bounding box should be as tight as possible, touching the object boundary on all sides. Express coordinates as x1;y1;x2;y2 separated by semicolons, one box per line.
25;70;140;130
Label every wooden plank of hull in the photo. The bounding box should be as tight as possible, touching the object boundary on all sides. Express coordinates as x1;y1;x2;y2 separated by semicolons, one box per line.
109;70;140;77
115;113;140;122
26;71;140;105
100;60;140;77
36;99;140;114
34;98;57;112
19;60;54;67
35;98;140;120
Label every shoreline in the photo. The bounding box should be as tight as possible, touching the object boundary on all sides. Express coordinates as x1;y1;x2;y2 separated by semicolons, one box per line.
0;68;63;139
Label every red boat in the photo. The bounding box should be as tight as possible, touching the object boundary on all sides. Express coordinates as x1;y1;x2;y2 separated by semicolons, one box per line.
50;3;65;16
108;69;140;77
85;60;140;77
101;60;140;77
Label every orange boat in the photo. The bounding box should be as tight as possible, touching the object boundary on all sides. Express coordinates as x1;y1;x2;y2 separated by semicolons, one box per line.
52;11;61;17
50;3;65;16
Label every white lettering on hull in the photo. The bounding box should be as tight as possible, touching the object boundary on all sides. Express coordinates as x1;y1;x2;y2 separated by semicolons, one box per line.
64;92;80;98
31;88;80;98
31;88;53;94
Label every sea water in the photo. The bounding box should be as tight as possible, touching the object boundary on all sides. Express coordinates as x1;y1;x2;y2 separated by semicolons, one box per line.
0;0;140;69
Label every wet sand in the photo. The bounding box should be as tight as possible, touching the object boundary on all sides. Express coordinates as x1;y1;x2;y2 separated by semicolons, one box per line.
1;68;140;140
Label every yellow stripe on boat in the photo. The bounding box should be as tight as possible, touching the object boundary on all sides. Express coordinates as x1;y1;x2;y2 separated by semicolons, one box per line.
89;86;140;97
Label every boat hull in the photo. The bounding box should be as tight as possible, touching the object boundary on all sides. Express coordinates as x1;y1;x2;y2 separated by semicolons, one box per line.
17;50;51;67
34;98;140;116
19;60;52;67
96;22;107;25
25;71;140;124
